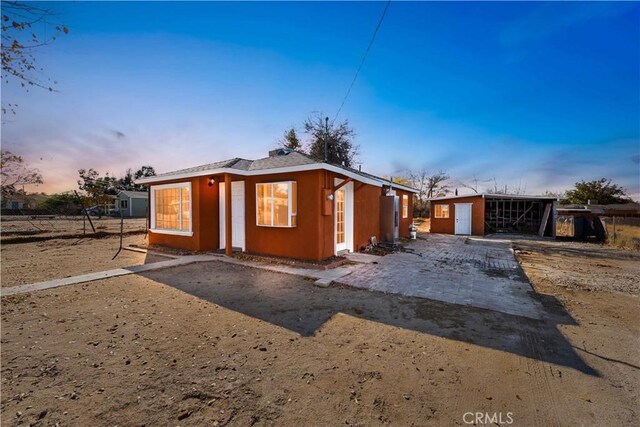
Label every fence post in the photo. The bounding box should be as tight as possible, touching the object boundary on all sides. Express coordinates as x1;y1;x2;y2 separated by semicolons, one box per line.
613;216;617;243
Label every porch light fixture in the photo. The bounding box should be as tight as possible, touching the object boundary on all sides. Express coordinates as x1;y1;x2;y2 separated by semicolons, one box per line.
208;177;216;187
326;193;334;201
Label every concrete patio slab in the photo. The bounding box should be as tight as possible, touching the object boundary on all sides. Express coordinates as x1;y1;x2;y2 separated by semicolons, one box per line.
336;234;545;320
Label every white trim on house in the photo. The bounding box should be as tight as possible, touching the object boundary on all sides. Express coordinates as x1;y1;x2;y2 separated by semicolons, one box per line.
135;163;419;194
149;182;193;237
429;193;558;201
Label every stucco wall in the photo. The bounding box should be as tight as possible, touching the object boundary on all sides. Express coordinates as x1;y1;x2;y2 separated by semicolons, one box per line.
429;196;485;236
397;189;414;238
146;169;414;259
148;176;220;251
353;182;382;250
244;169;327;261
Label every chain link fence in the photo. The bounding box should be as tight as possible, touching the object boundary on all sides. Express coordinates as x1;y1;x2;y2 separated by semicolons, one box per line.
1;209;147;243
556;215;640;250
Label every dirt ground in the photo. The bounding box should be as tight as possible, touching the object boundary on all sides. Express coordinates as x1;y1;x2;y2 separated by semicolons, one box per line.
1;237;639;426
1;217;147;243
512;238;640;295
0;234;162;288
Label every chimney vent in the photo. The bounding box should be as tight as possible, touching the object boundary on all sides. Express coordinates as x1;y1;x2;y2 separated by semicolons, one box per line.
268;148;293;157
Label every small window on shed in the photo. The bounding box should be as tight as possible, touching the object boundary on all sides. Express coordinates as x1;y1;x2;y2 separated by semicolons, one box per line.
434;204;449;219
120;199;128;209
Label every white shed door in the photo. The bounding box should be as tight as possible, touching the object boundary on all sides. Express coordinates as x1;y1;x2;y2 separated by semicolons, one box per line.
454;203;472;235
219;181;246;251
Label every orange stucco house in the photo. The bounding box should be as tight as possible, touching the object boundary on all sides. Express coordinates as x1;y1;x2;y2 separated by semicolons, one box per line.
135;150;417;261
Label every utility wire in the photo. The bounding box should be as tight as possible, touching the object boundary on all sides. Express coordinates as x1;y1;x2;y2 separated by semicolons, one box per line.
333;0;391;124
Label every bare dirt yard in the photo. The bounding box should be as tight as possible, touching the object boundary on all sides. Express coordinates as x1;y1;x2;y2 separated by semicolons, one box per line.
0;234;169;288
1;235;638;426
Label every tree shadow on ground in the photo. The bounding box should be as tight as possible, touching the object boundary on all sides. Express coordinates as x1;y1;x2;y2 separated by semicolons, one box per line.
139;259;599;377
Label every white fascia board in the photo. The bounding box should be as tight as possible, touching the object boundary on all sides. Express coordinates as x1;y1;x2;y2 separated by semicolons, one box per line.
428;194;484;202
135;162;419;192
429;193;558;201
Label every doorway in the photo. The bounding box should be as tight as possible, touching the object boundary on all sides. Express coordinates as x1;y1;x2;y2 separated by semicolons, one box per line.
219;181;246;250
454;203;472;235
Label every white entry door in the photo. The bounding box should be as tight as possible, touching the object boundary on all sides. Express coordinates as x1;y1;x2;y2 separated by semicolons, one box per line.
454;203;472;235
219;181;246;250
335;188;347;253
334;179;354;254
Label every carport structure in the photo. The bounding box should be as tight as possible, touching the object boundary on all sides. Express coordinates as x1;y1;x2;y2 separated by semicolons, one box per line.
429;194;557;237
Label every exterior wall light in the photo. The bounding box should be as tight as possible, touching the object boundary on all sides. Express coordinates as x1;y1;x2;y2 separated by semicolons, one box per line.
208;177;216;187
326;193;334;201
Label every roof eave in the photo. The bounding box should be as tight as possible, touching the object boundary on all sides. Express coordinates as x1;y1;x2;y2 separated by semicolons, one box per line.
135;163;419;192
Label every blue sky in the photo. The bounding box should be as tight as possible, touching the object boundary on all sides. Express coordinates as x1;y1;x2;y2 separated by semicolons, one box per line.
2;1;639;198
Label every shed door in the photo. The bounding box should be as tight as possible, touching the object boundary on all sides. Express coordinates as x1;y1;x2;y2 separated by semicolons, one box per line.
454;203;472;235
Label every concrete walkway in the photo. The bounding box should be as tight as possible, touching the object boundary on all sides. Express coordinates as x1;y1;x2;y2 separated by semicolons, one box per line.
2;237;545;321
0;255;219;297
212;255;362;286
1;252;363;297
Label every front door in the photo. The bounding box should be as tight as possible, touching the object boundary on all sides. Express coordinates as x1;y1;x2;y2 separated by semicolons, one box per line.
454;203;472;235
219;181;246;250
335;188;347;253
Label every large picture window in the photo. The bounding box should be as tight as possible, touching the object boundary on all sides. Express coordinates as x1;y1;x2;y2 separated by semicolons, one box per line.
151;183;192;235
434;204;449;219
402;195;409;218
256;181;297;227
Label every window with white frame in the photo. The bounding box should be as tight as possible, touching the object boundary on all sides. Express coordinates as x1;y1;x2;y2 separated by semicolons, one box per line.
402;195;409;218
434;204;449;219
151;183;191;234
256;181;297;227
120;199;128;209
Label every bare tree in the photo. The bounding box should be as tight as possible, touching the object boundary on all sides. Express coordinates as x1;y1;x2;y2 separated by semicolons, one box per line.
0;150;43;200
305;112;358;168
405;168;450;217
425;171;450;198
460;177;481;194
485;177;527;195
1;1;69;114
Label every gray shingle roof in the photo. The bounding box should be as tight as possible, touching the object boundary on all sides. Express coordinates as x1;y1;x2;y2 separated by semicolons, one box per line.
247;151;316;170
151;152;316;179
118;190;149;199
152;158;243;179
144;150;417;192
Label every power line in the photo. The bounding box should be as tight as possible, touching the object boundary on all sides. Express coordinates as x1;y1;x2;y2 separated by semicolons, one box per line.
333;0;391;124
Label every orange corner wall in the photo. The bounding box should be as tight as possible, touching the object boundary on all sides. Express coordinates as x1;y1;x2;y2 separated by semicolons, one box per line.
147;176;220;251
